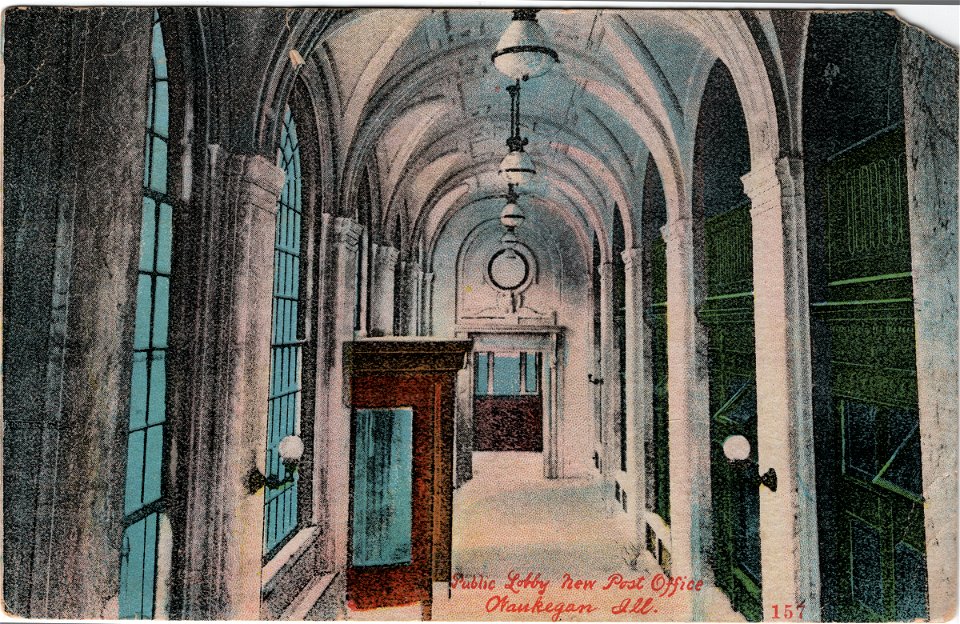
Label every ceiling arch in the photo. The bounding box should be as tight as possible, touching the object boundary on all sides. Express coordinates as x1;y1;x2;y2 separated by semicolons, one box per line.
666;10;785;166
417;160;611;269
411;154;609;252
379;107;638;215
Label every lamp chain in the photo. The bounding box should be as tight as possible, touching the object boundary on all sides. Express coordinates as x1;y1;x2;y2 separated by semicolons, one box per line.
506;79;528;153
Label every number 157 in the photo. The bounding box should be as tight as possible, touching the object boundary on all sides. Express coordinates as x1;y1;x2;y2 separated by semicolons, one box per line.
771;604;805;619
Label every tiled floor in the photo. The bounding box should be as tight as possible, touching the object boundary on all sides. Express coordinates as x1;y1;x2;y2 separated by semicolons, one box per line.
348;452;744;622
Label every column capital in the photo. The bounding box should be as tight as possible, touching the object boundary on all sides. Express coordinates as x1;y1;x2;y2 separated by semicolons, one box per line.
775;155;804;197
740;156;779;204
333;217;362;250
373;244;399;269
209;145;284;217
596;260;614;281
621;247;642;270
234;153;285;214
742;155;805;219
661;218;692;250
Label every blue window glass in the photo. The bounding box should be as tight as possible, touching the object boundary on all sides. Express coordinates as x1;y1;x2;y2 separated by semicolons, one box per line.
475;352;489;395
120;12;170;619
492;354;522;395
263;106;303;556
524;352;539;394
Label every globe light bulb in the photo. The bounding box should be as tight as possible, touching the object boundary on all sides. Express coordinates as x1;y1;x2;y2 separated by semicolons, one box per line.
722;435;751;462
278;435;305;465
492;10;559;81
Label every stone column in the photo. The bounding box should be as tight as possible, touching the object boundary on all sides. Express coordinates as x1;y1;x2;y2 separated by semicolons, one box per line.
622;247;650;541
396;260;408;335
356;229;371;337
597;261;619;504
369;244;398;336
742;157;821;621
556;333;566;477
421;272;435;336
166;147;284;620
326;217;362;567
543;343;561;479
311;212;335;528
454;361;474;487
901;27;959;622
408;261;424;336
2;8;153;618
663;218;712;615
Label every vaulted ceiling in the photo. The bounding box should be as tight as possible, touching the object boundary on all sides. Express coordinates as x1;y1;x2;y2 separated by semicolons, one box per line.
301;8;790;265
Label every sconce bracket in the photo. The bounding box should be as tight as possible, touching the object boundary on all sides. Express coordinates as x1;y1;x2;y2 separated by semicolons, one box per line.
246;463;298;494
759;467;777;492
730;460;778;492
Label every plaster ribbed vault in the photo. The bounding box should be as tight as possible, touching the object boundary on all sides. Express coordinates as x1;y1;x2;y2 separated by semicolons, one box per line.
281;8;794;267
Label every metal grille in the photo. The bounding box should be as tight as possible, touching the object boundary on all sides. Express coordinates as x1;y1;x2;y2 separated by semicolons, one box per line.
703;201;761;621
705;202;753;298
826;125;911;283
120;12;170;619
613;211;627;472
813;125;927;621
263;107;303;557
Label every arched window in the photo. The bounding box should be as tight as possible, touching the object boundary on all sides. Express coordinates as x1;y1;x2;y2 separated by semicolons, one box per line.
120;12;171;619
642;155;670;527
591;233;603;469
393;215;404;336
696;59;760;621
263;106;304;557
613;208;627;474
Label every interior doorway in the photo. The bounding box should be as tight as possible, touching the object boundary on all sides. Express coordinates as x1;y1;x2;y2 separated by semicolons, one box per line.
455;328;563;479
473;351;543;452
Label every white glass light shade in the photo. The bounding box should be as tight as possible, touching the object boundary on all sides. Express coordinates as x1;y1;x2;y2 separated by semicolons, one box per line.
278;434;305;464
493;18;557;80
722;434;751;462
499;150;536;185
500;200;526;230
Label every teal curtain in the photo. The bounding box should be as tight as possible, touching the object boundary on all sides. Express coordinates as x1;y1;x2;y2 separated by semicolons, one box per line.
352;408;413;567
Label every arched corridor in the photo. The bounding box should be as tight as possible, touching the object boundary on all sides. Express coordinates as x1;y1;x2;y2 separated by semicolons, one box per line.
3;7;958;622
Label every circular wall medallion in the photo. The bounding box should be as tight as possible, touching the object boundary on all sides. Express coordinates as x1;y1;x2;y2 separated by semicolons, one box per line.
488;248;530;291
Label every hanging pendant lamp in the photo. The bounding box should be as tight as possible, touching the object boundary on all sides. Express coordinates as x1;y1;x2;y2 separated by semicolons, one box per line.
492;9;559;81
499;81;536;185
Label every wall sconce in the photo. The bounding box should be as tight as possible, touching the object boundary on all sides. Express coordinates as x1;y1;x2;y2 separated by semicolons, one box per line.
587;373;604;385
722;434;777;492
247;435;304;494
